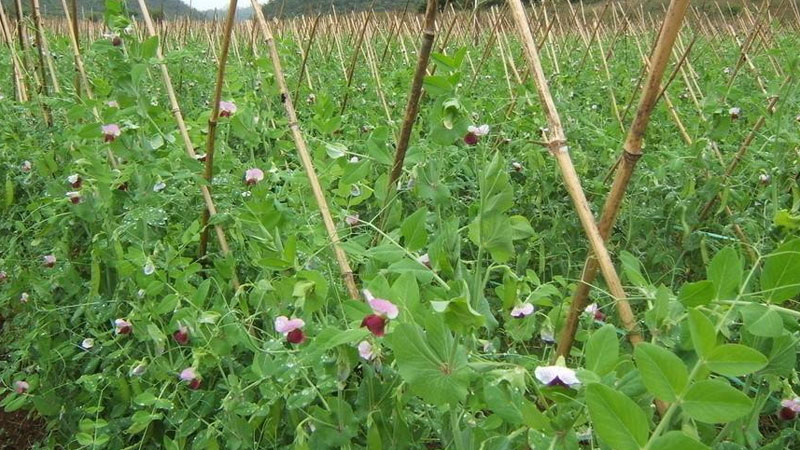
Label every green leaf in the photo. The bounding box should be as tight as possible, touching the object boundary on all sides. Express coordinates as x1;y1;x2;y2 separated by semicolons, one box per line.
650;431;710;450
325;142;347;159
401;207;428;252
707;247;742;299
585;324;619;376
385;319;471;405
141;36;159;59
678;280;715;307
586;384;649;450
468;215;513;263
688;308;716;358
430;296;485;332
761;239;800;303
634;342;688;402
706;344;768;376
739;304;784;337
509;215;535;240
620;251;648;287
302;327;371;362
683;379;753;423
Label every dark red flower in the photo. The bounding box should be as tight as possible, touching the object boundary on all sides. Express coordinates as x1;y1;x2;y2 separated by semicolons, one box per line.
779;406;797;421
173;326;189;345
286;328;305;344
464;132;478;146
594;310;606;322
361;314;387;337
188;378;202;390
112;36;122;47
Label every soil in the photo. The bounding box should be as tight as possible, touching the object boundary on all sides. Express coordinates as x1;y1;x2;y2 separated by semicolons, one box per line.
0;409;46;449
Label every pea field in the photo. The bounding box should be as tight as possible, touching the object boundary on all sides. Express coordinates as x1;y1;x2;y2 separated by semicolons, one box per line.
1;0;800;448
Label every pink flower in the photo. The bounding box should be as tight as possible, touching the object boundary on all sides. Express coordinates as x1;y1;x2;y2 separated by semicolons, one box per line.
729;107;741;119
66;191;81;204
21;161;31;172
173;326;189;345
345;214;360;226
780;398;800;420
358;340;374;360
510;302;534;318
534;365;580;388
361;314;386;337
275;316;305;344
102;124;121;142
114;318;132;335
364;290;398;319
584;303;605;322
14;380;29;394
43;254;56;268
468;124;490;136
179;367;201;389
417;253;431;268
219;101;237;118
245;168;264;185
0;271;7;283
67;174;82;189
106;100;119;108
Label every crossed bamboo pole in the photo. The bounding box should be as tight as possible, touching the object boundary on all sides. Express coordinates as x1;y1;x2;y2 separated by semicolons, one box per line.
555;0;692;359
0;0;28;102
135;0;240;291
250;0;360;301
508;0;644;349
198;0;238;260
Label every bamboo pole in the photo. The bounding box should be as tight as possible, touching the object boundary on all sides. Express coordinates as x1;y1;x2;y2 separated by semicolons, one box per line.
134;0;240;291
250;0;360;301
0;0;28;102
378;0;437;230
509;0;644;351
555;0;692;359
197;0;238;260
29;0;52;125
339;7;373;115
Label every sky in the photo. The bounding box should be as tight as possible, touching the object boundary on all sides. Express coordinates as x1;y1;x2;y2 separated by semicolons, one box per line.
180;0;268;10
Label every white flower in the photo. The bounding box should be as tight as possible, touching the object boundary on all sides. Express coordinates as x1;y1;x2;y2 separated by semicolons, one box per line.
540;329;555;344
357;341;374;360
137;289;146;298
143;261;155;276
510;303;534;318
20;292;29;303
153;182;166;192
81;338;95;349
534;365;580;388
584;303;598;314
467;124;490;136
349;156;359;163
350;185;361;197
130;363;147;376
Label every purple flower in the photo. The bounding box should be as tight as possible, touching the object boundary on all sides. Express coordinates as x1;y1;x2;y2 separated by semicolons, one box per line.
219;101;237;118
534;365;580;388
245;168;264;185
66;191;81;204
102;124;121;142
67;174;82;188
179;367;201;389
115;318;132;335
14;380;29;394
43;254;56;268
510;302;534;318
358;340;374;360
21;161;31;172
275;316;306;344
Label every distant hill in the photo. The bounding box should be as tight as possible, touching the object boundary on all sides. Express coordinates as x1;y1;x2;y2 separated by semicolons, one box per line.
1;0;200;19
261;0;413;18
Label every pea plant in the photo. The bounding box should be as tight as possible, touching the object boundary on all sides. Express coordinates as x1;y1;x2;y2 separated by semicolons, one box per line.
1;0;800;449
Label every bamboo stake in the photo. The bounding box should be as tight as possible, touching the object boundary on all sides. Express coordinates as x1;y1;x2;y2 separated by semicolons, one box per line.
29;0;52;125
509;0;644;350
134;0;239;291
555;0;691;359
377;0;437;231
198;0;238;260
250;0;360;301
0;0;27;102
293;13;320;100
340;6;373;115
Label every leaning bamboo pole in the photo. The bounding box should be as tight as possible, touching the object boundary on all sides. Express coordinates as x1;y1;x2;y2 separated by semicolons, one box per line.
198;0;238;260
0;0;27;102
134;0;240;291
379;0;437;228
250;0;360;301
509;0;644;349
29;0;52;125
555;0;692;359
